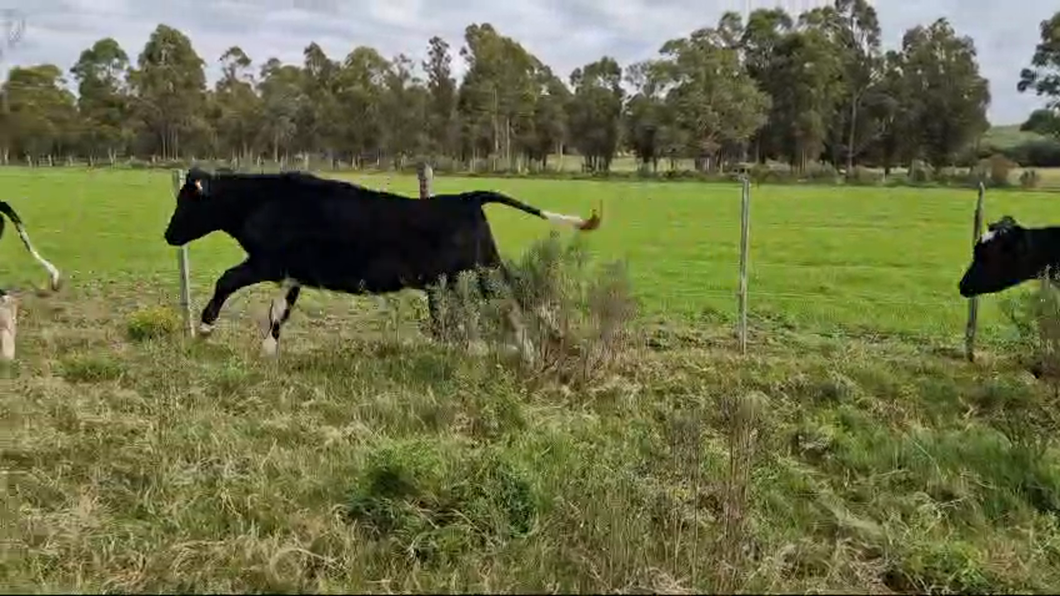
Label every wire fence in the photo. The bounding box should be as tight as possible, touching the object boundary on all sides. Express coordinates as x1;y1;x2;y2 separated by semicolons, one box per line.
0;163;1014;352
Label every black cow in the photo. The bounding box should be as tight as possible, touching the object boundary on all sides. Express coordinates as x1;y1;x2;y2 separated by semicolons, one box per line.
958;215;1060;298
0;200;63;361
162;168;603;356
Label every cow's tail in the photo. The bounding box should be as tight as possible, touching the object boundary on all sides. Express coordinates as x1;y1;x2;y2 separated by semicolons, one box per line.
469;191;602;231
0;200;62;295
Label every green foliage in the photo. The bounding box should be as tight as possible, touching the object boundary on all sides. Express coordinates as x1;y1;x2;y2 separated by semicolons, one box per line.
59;353;125;383
427;232;638;386
993;276;1060;465
1017;11;1060;110
344;439;537;563
974;153;1015;187
1020;169;1041;189
9;169;1060;591
0;5;1010;179
125;305;181;341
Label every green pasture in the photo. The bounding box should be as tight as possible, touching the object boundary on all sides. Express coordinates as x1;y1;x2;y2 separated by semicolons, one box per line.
0;167;1052;344
8;166;1060;592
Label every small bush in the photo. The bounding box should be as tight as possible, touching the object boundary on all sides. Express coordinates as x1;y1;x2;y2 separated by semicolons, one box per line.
994;273;1060;460
1000;273;1060;384
59;353;125;383
907;160;931;184
974;154;1015;187
344;439;537;563
427;232;639;386
1019;169;1041;189
126;306;181;342
803;162;838;182
846;165;882;185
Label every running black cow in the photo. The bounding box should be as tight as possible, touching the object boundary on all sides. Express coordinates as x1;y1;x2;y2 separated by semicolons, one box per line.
958;215;1060;297
162;168;603;356
0;200;63;361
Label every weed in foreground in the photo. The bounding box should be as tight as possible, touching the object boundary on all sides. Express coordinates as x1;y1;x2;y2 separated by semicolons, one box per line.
427;231;640;387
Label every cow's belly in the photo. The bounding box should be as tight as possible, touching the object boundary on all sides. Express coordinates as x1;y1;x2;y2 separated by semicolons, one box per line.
274;246;480;295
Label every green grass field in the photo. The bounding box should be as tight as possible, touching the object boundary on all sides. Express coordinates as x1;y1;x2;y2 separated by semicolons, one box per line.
5;167;1060;592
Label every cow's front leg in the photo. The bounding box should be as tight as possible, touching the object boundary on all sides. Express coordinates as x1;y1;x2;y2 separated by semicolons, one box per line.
260;279;301;357
198;259;269;337
0;291;16;362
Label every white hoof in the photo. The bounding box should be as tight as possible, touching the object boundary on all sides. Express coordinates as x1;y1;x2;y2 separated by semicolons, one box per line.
198;323;214;337
261;335;279;357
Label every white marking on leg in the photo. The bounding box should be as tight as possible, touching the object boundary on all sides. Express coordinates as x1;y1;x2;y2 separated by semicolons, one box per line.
11;222;61;291
198;322;214;336
0;295;18;362
260;293;287;357
261;334;279;357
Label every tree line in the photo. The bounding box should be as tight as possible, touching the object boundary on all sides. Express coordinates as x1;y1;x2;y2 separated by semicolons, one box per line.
2;1;1059;176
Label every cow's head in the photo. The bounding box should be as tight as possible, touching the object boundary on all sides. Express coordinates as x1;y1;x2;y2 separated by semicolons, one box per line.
164;168;220;246
958;215;1040;297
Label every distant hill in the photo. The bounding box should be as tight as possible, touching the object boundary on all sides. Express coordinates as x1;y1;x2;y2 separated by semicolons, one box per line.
982;124;1047;149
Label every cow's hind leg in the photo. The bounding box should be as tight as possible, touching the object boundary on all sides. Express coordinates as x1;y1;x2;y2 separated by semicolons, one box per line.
198;259;270;337
261;279;301;357
0;291;16;362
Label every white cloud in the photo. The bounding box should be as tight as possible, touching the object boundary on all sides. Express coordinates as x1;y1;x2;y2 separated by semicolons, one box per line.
4;0;1055;124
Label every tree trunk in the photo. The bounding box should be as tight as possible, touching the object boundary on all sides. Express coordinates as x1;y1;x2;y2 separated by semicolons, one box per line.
846;97;859;175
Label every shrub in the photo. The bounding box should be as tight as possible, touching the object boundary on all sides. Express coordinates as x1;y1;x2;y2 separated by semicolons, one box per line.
907;160;931;183
1019;169;1041;189
427;232;639;386
846;165;882;186
125;305;181;342
974;153;1015;187
344;439;537;563
994;272;1060;460
803;162;839;182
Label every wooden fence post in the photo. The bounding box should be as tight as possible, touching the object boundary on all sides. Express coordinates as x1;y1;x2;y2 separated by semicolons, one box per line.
172;169;194;337
417;161;434;199
737;175;751;354
964;181;985;362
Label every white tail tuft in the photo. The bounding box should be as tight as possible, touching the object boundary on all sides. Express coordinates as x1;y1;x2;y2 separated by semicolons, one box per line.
542;210;585;227
541;203;602;231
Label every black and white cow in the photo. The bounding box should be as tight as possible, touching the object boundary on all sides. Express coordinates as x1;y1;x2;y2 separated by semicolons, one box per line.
162;168;603;356
958;215;1060;298
0;200;63;361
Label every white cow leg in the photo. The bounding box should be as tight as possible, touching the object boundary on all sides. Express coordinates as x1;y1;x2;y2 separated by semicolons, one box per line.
261;295;286;357
261;279;300;357
0;294;18;362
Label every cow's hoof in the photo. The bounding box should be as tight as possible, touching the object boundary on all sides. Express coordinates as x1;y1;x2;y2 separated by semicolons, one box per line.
198;323;214;337
261;336;279;357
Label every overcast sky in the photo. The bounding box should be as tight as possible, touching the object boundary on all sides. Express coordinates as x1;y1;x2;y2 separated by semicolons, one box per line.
3;0;1054;125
